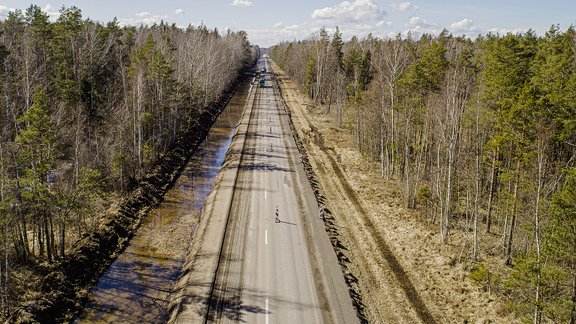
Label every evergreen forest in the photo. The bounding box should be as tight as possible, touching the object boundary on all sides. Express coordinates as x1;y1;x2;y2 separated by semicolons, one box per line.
270;26;576;323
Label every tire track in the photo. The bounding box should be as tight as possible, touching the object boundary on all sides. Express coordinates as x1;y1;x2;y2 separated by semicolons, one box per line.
204;82;261;322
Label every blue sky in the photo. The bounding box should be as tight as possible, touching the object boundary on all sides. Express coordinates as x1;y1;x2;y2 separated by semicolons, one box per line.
0;0;574;47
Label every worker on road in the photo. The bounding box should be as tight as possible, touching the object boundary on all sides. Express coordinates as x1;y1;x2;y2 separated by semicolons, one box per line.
275;205;280;223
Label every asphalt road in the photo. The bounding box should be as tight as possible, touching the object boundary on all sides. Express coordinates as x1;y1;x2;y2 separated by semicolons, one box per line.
205;56;358;324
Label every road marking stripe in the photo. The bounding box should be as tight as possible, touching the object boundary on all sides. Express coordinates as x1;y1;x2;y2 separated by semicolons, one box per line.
265;230;268;245
265;189;267;199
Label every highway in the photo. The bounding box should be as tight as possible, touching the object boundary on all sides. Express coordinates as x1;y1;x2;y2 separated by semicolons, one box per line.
202;55;358;324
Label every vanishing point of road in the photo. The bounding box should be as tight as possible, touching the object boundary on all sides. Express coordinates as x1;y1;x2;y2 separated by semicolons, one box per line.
169;55;359;324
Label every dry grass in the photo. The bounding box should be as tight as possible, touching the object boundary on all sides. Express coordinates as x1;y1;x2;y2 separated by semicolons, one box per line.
274;64;519;324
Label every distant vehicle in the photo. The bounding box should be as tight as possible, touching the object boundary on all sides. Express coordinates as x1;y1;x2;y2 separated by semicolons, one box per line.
261;67;266;74
259;77;265;88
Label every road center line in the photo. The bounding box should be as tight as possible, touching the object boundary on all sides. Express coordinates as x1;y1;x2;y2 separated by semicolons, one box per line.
265;189;267;199
265;230;268;245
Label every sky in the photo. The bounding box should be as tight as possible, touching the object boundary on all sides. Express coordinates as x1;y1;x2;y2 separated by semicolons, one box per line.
0;0;575;47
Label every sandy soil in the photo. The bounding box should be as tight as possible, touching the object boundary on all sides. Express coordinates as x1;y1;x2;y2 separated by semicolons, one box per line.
273;63;519;324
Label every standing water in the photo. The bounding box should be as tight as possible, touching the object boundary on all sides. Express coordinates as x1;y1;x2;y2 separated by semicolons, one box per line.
75;80;251;323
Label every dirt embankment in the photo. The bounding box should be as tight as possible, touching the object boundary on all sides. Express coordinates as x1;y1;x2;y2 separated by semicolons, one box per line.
273;62;517;324
12;68;255;324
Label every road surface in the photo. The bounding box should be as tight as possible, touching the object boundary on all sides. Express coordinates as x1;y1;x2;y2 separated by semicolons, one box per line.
202;55;358;323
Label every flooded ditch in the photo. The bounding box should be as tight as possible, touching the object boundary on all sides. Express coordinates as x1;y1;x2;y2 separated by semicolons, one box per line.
75;82;251;323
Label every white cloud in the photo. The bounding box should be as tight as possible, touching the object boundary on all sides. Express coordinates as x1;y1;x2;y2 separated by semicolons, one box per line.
119;11;169;27
0;5;14;19
407;16;433;28
311;0;386;23
376;20;393;28
231;0;254;8
353;24;375;31
43;4;60;22
283;24;300;31
449;18;477;34
487;27;528;35
272;22;300;31
249;21;393;48
246;27;306;47
175;8;185;15
390;2;418;12
403;16;439;38
1;4;60;22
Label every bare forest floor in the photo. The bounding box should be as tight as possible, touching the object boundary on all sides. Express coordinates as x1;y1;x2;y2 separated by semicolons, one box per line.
273;63;519;324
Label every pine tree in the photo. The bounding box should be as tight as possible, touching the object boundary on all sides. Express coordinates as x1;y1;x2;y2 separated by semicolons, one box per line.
16;87;59;262
545;167;576;322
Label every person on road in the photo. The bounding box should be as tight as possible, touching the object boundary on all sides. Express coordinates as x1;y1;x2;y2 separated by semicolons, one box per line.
275;205;280;223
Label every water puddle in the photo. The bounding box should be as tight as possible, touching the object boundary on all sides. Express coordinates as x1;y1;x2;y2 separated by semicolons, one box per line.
75;81;250;323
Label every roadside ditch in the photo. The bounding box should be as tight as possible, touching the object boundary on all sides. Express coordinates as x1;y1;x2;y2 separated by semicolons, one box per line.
13;67;255;324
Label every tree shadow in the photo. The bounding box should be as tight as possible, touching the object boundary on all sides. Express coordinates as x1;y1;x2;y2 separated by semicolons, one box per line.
238;163;294;173
276;220;297;226
170;281;325;323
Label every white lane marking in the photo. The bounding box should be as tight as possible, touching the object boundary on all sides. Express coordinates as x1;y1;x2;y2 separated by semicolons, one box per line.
265;189;267;199
266;298;269;324
265;230;268;245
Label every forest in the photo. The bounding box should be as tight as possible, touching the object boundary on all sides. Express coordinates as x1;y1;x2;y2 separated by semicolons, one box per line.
0;5;254;318
270;26;576;323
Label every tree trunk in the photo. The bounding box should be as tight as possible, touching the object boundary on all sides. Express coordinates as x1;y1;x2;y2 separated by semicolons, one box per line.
0;235;3;315
44;214;52;263
314;47;322;104
380;83;387;178
505;161;520;266
0;147;3;311
473;106;482;261
533;141;544;324
136;72;144;179
60;221;65;258
3;224;7;316
442;133;455;243
486;148;498;233
404;126;411;208
74;105;82;188
390;90;396;177
570;273;575;324
37;221;43;258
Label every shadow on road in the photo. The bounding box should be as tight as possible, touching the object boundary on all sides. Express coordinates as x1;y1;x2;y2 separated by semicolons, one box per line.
276;220;296;226
238;162;294;173
170;280;323;323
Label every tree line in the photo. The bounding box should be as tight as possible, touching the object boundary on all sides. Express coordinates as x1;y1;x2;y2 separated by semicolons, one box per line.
270;26;576;323
0;5;254;317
